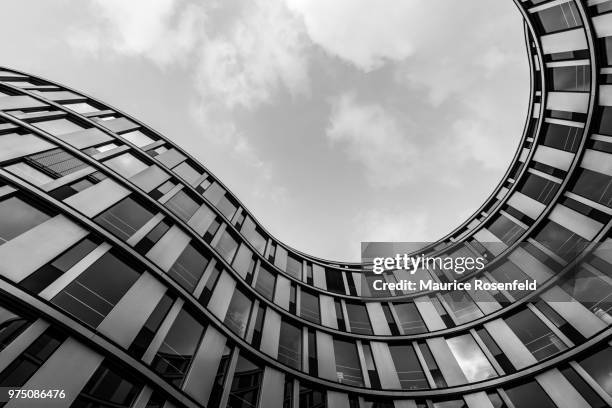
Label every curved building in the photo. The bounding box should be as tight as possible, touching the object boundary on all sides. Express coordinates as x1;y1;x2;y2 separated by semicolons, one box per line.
0;1;612;407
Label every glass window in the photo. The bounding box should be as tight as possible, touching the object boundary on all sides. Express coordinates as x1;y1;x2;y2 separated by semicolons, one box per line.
362;343;380;388
505;381;556;408
541;123;581;152
418;341;447;387
333;339;364;387
134;219;170;255
241;216;267;254
94;196;155;240
446;334;496;382
5;162;53;185
224;287;252;337
534;2;581;34
560;365;608;408
345;302;372;335
255;265;276;300
549;65;589;92
152;308;205;387
286;254;303;280
232;244;256;281
560;266;612;323
489;261;530;300
203;182;236;219
51;249;141;327
325;269;346;294
214;229;239;263
578;347;612;397
389;344;428;390
393;302;427;334
0;306;30;353
520;173;559;205
227;355;263;408
441;292;483;324
33;118;84;135
300;290;320;324
168;242;209;292
104;153;148;178
121;130;154;147
298;384;326;408
27;147;89;178
0;328;66;388
505;308;566;361
21;237;100;293
307;329;317;376
207;345;231;408
0;196;50;244
71;362;142;408
128;293;174;359
173;162;201;185
164;190;200;222
487;215;525;245
572;168;612;207
535;221;588;261
278;320;302;370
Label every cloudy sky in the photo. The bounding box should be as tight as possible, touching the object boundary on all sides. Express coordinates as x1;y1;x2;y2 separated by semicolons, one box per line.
1;0;528;261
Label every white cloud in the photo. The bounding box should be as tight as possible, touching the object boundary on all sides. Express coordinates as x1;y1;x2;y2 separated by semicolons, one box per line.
352;208;431;244
285;0;421;71
195;0;310;110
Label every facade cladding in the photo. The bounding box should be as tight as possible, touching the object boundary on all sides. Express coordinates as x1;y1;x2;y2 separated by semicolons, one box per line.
1;1;612;408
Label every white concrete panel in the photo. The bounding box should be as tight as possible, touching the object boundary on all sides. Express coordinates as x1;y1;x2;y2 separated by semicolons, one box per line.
464;392;495;408
327;391;350;408
187;204;216;236
414;296;446;331
0;133;53;162
599;85;612;106
593;12;612;37
546;92;589;114
483;319;537;369
508;247;554;282
536;368;589;408
507;192;546;220
426;337;466;386
365;303;391;335
97;272;166;347
64;178;130;218
208;271;236;322
542;286;607;337
146;225;190;272
260;308;281;358
59;128;114;149
130;165;170;193
549;204;602;240
274;275;290;310
320;294;338;329
540;29;587;54
312;264;327;290
370;341;401;389
259;367;285;408
0;214;87;282
581;149;612;176
533;145;574;171
316;331;337;382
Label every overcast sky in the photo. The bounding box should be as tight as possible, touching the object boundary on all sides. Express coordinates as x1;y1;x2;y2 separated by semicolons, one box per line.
1;0;528;261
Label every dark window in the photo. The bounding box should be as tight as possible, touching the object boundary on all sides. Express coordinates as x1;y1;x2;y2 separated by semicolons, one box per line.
381;303;400;335
233;244;256;281
278;320;302;370
505;381;556;408
0;196;50;244
52;249;141;327
541;123;581;152
224;287;252;338
0;328;66;387
128;293;174;359
286;254;303;280
164;190;199;222
534;300;585;344
487;215;525;245
361;343;380;389
418;341;447;387
333;339;363;387
325;269;345;294
151;309;204;387
251;306;265;349
198;265;221;306
21;236;100;293
72;362;142;408
520;173;559;204
345;302;372;334
560;365;608;408
393;302;427;334
549;65;589;92
301;290;320;324
533;2;581;34
214;229;239;263
134;219;170;254
476;328;515;374
207;345;231;408
307;329;317;376
578;346;612;397
505;308;566;361
283;376;293;408
489;261;530;300
299;383;326;408
0;306;30;353
535;220;588;261
334;300;346;331
389;344;428;390
560;266;612;322
48;178;97;200
26;147;89;178
255;265;276;300
168;242;210;292
227;355;263;408
595;106;612;136
571;168;612;207
94;196;155;240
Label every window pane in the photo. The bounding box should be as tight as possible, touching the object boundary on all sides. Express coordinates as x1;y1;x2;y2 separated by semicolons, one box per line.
534;2;581;34
535;221;588;261
286;254;302;280
389;344;428;390
578;347;612;397
228;355;263;408
0;196;50;244
62;102;99;114
224;287;252;337
278;320;302;370
214;229;239;263
121;130;154;147
520;173;559;205
164;190;199;222
441;292;483;324
26;148;89;178
345;302;372;335
33;118;83;135
446;334;496;382
51;250;141;327
505;381;556;408
560;266;612;322
572;168;612;207
5;162;54;185
168;243;209;292
94;196;155;240
333;339;363;387
241;216;267;254
300;290;320;324
152;309;204;386
104;153;148;178
255;265;276;300
72;362;142;408
505;308;566;361
393;302;427;334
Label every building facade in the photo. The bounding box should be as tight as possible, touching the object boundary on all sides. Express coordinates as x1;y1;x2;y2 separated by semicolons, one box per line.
0;0;612;407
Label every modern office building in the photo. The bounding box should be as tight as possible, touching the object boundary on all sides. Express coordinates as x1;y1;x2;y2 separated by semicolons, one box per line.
0;0;611;407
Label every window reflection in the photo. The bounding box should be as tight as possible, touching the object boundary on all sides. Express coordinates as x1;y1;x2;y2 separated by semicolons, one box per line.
505;308;566;361
446;334;496;382
333;339;364;387
389;344;428;390
278;320;302;370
